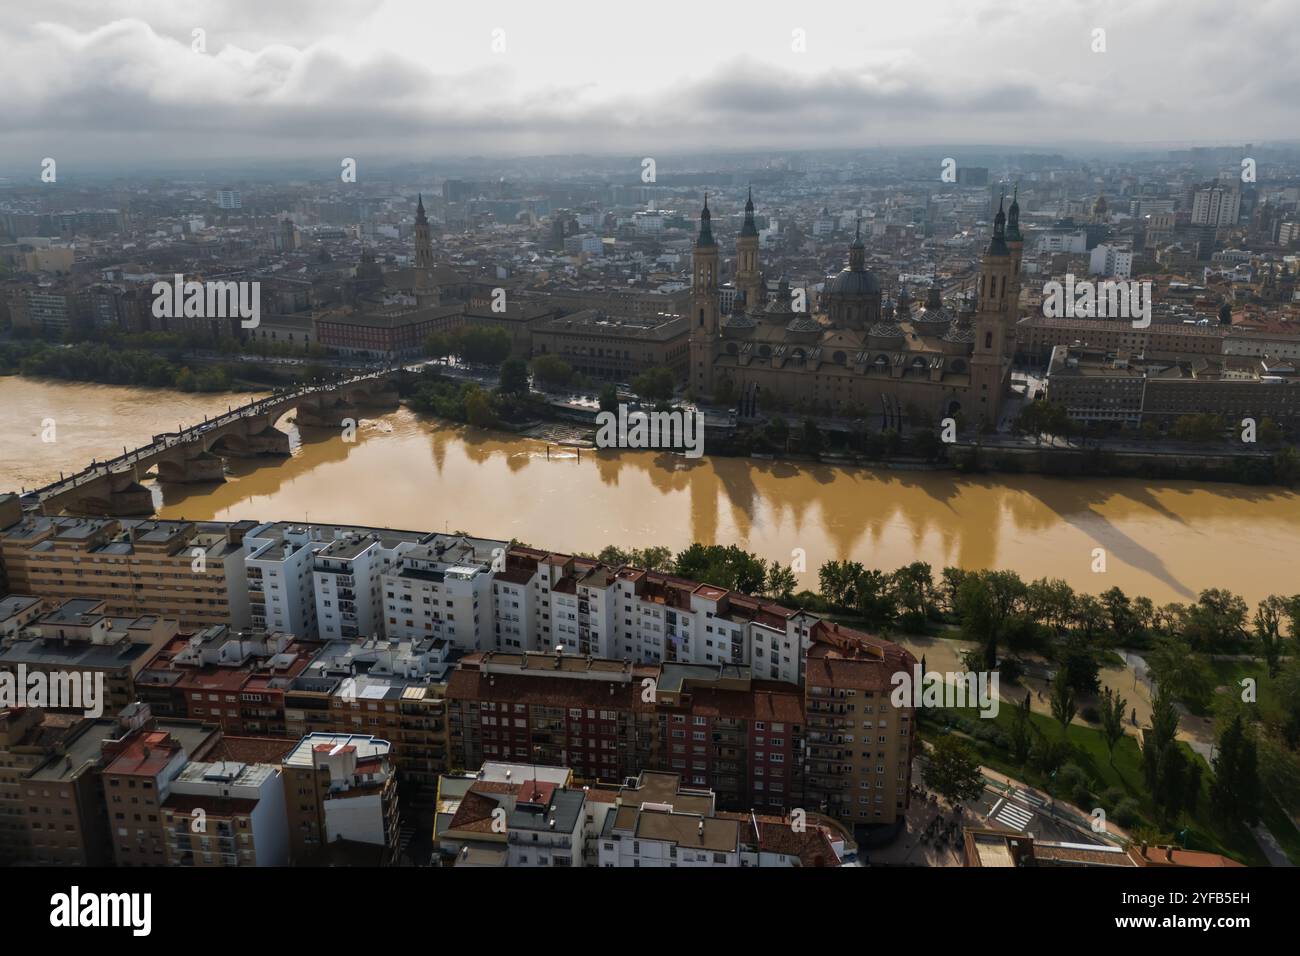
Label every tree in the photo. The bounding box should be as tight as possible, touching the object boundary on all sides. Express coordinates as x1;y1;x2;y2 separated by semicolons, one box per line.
1049;668;1077;739
598;383;619;413
798;418;823;457
1142;685;1195;825
1210;714;1261;828
672;543;767;594
498;357;530;396
764;562;798;603
937;567;968;616
1253;594;1290;678
1147;636;1214;710
891;562;935;631
1009;692;1034;765
955;569;1028;668
923;736;985;807
463;385;496;428
632;366;676;403
530;353;574;388
633;546;674;573
423;331;453;362
597;545;630;566
818;559;864;609
1182;588;1250;652
856;569;898;630
1099;685;1128;764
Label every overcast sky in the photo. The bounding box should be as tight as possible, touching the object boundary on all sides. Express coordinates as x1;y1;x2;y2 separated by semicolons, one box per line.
2;0;1296;174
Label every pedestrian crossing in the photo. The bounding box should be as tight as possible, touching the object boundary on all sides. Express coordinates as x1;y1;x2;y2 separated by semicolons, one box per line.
1014;788;1046;808
992;799;1035;832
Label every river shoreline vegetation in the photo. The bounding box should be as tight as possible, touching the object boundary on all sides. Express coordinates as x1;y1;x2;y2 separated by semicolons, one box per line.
574;540;1300;864
0;333;331;393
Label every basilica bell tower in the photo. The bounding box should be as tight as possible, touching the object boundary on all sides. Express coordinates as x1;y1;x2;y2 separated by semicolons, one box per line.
688;195;720;398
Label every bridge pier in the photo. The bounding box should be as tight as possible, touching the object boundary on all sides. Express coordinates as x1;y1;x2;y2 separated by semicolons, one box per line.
215;424;292;458
52;477;155;517
296;400;362;429
158;451;227;484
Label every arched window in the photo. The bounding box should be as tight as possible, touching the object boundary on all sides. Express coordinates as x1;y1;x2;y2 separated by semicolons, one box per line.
833;350;847;365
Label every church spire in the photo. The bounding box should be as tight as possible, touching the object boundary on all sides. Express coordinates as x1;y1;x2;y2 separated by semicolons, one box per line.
696;194;716;247
1006;184;1022;243
848;218;865;271
740;186;758;237
986;193;1008;257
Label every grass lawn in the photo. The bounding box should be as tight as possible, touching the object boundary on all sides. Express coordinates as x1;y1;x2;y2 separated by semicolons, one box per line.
1205;658;1268;689
917;703;1281;866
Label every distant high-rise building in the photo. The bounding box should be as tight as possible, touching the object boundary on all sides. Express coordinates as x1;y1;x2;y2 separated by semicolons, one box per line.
957;166;989;187
218;187;241;210
1191;184;1241;227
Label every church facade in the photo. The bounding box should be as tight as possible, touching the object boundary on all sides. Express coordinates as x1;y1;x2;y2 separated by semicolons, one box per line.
687;191;1023;430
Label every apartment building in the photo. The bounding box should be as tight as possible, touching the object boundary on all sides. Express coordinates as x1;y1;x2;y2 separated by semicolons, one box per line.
0;595;43;638
433;762;577;867
311;527;433;640
243;524;325;636
281;732;400;864
0;707;116;865
0;516;251;629
161;758;289;867
495;547;811;686
447;651;653;785
595;770;848;867
0;598;178;716
803;622;917;827
381;535;502;650
284;635;452;799
100;706;223;866
133;626;316;735
445;649;810;814
597;771;739;867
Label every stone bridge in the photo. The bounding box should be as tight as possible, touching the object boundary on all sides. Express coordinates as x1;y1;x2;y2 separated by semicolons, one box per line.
32;370;402;517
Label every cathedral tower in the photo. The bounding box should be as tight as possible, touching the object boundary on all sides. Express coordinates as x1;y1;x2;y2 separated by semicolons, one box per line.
1006;184;1024;308
414;194;434;289
970;195;1017;428
735;187;763;308
688;195;720;398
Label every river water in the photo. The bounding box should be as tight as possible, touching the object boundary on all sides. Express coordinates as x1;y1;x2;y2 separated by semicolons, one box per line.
2;377;1297;605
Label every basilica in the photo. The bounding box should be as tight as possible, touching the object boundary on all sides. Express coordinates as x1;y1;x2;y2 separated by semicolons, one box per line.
687;190;1023;430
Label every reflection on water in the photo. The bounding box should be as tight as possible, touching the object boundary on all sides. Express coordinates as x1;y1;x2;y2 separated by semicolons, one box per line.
152;406;1300;606
3;379;1294;607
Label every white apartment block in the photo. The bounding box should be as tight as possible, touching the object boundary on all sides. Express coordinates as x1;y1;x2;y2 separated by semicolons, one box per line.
244;524;324;636
164;759;289;866
1088;243;1133;279
380;536;501;651
1191;185;1241;227
494;550;808;686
